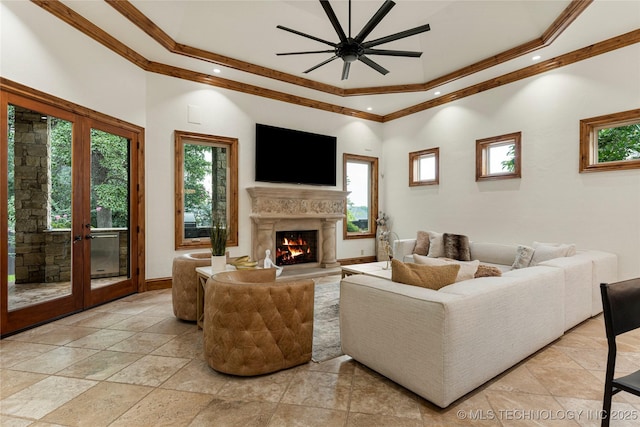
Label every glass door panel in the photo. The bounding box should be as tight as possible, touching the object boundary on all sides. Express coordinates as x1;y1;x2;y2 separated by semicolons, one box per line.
7;104;75;311
84;122;136;307
89;129;130;290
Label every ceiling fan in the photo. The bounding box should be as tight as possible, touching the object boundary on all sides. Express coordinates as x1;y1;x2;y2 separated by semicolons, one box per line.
276;0;430;80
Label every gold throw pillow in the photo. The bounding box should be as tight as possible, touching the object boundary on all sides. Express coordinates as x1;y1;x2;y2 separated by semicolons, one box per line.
391;259;460;290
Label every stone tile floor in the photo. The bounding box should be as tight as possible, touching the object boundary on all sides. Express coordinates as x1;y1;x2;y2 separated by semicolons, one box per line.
2;277;640;426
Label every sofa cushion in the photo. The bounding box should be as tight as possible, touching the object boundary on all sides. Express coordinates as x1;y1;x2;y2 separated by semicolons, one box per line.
391;259;459;290
512;245;535;269
533;241;576;257
443;233;471;261
530;245;567;266
414;231;430;256
469;242;517;265
414;254;479;282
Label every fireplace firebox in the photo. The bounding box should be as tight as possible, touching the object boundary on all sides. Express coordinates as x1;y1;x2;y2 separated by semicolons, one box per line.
275;230;318;266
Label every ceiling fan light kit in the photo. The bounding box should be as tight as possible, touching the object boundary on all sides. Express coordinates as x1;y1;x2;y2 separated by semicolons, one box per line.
277;0;430;80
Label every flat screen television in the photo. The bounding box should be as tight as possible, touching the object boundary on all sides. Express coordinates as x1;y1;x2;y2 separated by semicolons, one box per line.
255;123;337;186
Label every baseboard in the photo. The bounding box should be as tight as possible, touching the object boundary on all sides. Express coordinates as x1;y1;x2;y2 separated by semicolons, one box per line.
338;256;377;266
145;277;171;291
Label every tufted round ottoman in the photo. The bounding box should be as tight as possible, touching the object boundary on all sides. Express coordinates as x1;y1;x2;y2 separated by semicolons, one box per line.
172;253;211;321
203;268;314;376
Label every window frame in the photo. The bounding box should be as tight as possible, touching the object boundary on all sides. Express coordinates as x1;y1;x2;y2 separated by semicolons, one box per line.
409;147;439;186
476;132;522;181
174;130;238;251
579;108;640;173
343;153;379;240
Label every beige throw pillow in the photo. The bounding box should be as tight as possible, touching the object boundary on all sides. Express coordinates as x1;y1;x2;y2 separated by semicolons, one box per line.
391;259;459;290
426;231;445;258
413;254;480;282
413;231;430;256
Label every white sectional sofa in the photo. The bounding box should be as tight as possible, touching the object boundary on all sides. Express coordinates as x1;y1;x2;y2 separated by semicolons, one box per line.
339;238;617;408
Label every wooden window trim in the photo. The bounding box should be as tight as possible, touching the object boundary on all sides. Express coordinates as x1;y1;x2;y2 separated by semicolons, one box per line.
343;153;379;240
476;132;522;181
579;108;640;173
174;130;238;250
409;147;439;186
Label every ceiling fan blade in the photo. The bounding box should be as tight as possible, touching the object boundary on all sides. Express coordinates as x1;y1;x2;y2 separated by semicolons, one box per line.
341;62;351;80
303;55;339;74
358;55;389;75
320;0;347;43
277;25;337;48
362;23;430;48
354;0;396;43
277;50;336;56
363;48;422;57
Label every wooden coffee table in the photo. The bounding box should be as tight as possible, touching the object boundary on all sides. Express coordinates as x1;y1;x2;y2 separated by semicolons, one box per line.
341;261;392;280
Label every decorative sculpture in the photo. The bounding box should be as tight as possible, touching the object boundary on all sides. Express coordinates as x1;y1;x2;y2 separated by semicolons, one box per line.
264;249;283;276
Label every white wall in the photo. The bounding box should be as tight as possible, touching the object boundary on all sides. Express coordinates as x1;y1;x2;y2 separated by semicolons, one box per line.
145;74;383;278
0;1;146;126
382;45;640;280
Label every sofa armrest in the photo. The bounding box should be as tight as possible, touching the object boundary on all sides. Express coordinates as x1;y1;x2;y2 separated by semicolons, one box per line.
574;250;618;315
393;238;416;262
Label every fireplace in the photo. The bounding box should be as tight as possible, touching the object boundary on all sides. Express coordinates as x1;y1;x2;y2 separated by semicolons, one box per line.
276;230;318;266
247;187;348;275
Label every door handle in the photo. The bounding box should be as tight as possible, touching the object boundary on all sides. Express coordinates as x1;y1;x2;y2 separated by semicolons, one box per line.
73;235;83;243
85;234;96;239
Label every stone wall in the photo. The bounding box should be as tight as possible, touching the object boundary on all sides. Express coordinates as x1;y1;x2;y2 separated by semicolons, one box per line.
13;107;49;284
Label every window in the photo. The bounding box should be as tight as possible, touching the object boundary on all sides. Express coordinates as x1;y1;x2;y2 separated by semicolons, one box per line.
174;131;238;250
580;109;640;172
409;148;439;186
343;154;378;239
476;132;521;181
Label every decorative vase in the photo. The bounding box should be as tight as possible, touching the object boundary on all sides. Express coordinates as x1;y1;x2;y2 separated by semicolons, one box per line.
211;254;227;273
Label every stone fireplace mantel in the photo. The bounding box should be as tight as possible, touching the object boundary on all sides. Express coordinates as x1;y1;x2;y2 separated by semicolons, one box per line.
247;186;348;272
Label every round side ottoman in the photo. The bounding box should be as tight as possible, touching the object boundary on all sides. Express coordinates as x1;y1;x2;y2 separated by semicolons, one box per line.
172;253;211;321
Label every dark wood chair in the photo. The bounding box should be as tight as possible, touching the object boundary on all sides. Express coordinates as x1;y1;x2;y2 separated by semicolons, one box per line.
600;278;640;427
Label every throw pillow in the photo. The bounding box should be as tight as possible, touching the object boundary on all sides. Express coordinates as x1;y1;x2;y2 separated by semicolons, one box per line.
426;231;445;258
530;245;568;265
413;230;430;256
512;245;535;269
391;259;459;290
474;264;503;278
533;241;576;257
443;233;471;261
414;254;480;282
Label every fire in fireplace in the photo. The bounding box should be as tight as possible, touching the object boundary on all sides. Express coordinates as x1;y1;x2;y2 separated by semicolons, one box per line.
275;230;318;266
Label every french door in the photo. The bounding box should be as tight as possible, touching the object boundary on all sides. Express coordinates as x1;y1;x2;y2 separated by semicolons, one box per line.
1;88;143;336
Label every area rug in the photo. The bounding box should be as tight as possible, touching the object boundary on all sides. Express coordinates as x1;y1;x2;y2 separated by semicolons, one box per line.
312;279;343;362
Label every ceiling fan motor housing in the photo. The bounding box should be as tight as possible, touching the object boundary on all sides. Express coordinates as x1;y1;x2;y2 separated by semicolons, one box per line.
337;39;363;63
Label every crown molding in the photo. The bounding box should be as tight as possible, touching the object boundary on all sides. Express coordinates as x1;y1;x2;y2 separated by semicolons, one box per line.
27;0;640;123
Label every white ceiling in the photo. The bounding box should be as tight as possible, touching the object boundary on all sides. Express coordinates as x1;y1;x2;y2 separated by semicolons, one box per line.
59;0;640;116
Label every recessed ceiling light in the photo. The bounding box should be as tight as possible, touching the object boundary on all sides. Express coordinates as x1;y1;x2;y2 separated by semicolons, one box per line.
532;55;541;61
434;91;441;96
366;107;373;111
213;68;221;74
